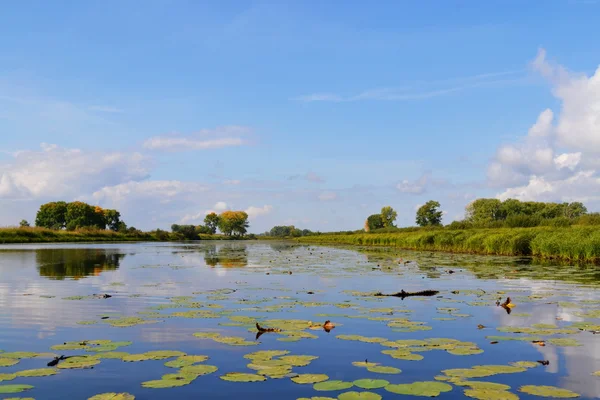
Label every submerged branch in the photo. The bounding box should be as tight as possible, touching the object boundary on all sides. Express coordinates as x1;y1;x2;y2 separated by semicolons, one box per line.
374;289;439;299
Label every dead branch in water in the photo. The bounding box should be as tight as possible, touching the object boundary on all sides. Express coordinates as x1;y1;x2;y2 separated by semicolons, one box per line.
374;289;439;299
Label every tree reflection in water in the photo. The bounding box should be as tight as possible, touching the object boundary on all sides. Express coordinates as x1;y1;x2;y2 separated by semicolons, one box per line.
36;248;125;280
204;244;248;268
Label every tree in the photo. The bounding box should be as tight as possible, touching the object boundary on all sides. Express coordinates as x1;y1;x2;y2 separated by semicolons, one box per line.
380;206;398;228
416;200;443;226
218;211;249;237
170;224;197;239
35;201;68;229
564;202;587;219
19;220;30;228
465;198;502;224
103;209;122;231
365;214;384;232
196;225;213;234
204;212;220;234
65;202;106;230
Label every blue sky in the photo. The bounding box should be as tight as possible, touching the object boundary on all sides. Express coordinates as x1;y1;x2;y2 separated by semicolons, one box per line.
1;0;600;232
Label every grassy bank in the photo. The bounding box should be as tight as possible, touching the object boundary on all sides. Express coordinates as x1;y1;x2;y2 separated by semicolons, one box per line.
0;227;158;243
297;226;600;262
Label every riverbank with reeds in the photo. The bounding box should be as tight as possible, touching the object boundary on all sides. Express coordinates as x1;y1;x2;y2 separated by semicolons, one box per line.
296;226;600;262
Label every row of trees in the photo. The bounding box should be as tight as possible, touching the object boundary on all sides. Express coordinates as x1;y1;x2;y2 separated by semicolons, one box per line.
268;225;313;237
171;211;250;239
364;206;399;231
35;201;125;231
465;199;587;224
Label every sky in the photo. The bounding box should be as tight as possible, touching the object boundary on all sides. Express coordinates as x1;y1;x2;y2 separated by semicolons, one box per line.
1;0;600;233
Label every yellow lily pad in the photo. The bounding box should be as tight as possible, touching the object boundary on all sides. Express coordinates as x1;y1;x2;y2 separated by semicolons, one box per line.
57;356;100;369
292;374;329;384
384;381;452;397
0;385;34;394
220;372;266;382
366;366;401;374
314;381;354;391
16;368;57;377
0;373;16;382
518;385;580;398
337;392;382;400
88;393;135;400
464;389;519;400
353;379;389;389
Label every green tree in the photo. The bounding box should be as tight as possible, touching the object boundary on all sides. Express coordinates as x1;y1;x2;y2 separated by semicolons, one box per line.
204;212;220;234
416;200;443;226
19;219;30;228
103;209;122;231
65;202;106;230
196;225;213;235
564;202;587;219
218;211;249;237
35;201;68;229
170;224;197;239
364;214;384;231
465;198;502;224
380;206;397;228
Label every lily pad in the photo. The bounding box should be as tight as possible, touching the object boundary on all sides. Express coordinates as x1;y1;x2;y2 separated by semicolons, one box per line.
548;338;581;347
292;374;330;384
141;379;192;389
0;385;34;394
57;356;100;369
442;369;495;378
353;379;389;389
16;368;57;377
220;372;266;382
164;355;209;368
464;389;519;400
179;365;218;376
366;366;401;374
472;365;526;374
0;359;19;367
0;373;16;382
143;350;185;359
352;361;379;368
384;381;452;397
518;385;580;398
279;355;318;367
338;392;382;400
123;354;152;362
314;381;354;391
94;352;130;360
244;350;290;361
88;393;135;400
510;361;539;369
454;381;511;390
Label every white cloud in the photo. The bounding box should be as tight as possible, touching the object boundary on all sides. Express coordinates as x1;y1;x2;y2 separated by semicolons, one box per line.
92;180;208;203
214;201;228;211
489;49;600;206
318;191;337;201
397;173;429;194
245;205;273;219
0;144;150;199
143;126;251;151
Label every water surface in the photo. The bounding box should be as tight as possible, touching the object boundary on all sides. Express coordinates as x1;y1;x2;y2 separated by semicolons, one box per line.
0;241;599;399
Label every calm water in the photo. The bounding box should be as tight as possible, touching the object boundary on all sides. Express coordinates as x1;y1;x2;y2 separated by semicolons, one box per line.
0;241;599;399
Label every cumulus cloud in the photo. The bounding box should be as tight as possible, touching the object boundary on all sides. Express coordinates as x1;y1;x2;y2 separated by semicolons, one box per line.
92;180;208;203
318;191;337;201
245;205;273;219
489;49;600;204
0;143;150;199
396;173;430;194
143;126;251;151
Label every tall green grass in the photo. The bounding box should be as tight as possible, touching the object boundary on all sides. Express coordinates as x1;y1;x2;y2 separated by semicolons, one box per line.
297;226;600;262
0;227;155;243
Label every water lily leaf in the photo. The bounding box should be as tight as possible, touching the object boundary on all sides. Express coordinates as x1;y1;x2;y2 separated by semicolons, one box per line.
518;385;580;398
164;355;209;368
352;361;379;368
179;365;218;376
258;366;293;378
593;371;600;376
381;350;424;361
0;352;40;359
94;352;130;360
192;332;221;339
292;374;329;384
442;369;495;378
142;350;185;359
123;354;152;362
244;350;290;361
384;381;452;397
141;379;192;389
447;348;484;356
548;338;581;347
453;381;511;390
0;359;19;367
338;391;382;400
313;381;354;391
0;385;34;394
353;379;389;389
366;366;401;374
278;355;318;367
0;373;16;382
16;368;57;377
220;372;266;382
464;389;519;400
88;393;135;400
51;342;88;351
57;356;100;369
77;321;98;325
510;361;539;369
472;365;526;374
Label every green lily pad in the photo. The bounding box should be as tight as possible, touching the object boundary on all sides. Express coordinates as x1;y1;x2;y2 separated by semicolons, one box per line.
164;355;209;368
88;393;135;400
510;361;539;369
292;374;330;384
0;359;19;367
0;352;40;359
384;381;452;397
454;381;511;390
123;354;152;362
314;381;354;391
179;365;218;376
258;366;293;378
57;356;100;369
141;379;192;389
381;350;424;361
447;348;484;356
279;355;318;367
143;350;185;359
464;389;519;400
366;366;401;374
0;373;16;382
352;361;379;368
0;385;34;394
353;379;389;389
192;332;221;339
518;385;580;398
472;365;526;374
548;338;581;347
220;372;266;382
244;350;290;361
442;369;495;378
16;368;57;377
338;392;382;400
94;352;130;360
51;342;89;351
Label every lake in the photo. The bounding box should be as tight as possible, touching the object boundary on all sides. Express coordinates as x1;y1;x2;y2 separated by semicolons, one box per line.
0;241;599;399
